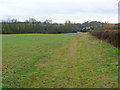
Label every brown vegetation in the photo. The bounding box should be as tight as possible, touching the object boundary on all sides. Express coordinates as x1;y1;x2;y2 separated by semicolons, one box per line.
90;30;120;48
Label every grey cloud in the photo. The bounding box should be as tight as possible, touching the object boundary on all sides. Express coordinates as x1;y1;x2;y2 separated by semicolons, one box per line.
0;0;119;23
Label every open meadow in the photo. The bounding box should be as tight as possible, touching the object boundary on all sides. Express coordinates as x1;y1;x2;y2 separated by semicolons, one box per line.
2;33;118;88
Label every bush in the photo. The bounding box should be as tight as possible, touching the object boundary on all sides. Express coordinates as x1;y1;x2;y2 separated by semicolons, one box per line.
90;30;120;48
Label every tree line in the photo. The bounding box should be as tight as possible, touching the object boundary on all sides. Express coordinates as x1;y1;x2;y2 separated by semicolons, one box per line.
1;18;118;34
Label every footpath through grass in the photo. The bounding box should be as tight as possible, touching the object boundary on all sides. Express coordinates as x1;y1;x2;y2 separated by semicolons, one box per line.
2;33;118;88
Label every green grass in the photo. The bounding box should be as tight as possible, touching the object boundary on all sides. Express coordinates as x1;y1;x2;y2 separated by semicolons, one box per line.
2;33;118;88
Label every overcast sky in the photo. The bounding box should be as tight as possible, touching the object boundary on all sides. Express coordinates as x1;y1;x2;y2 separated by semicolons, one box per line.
0;0;119;23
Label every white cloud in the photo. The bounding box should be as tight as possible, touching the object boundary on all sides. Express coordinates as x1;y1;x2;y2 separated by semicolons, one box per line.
0;0;119;23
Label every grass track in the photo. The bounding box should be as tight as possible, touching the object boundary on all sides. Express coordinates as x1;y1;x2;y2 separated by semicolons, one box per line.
2;33;118;88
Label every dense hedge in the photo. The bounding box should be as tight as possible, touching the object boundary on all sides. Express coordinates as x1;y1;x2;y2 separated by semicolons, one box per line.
90;30;120;48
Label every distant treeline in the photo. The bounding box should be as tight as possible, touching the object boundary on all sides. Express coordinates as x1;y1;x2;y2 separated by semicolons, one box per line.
2;22;81;34
1;18;118;34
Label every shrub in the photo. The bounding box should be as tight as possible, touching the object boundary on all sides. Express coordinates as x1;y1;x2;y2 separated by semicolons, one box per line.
90;30;120;48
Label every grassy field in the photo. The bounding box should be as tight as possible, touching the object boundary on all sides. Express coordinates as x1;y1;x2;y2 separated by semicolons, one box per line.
2;33;118;88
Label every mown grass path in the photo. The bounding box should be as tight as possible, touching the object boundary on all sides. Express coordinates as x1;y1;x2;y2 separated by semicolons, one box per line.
2;33;118;88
